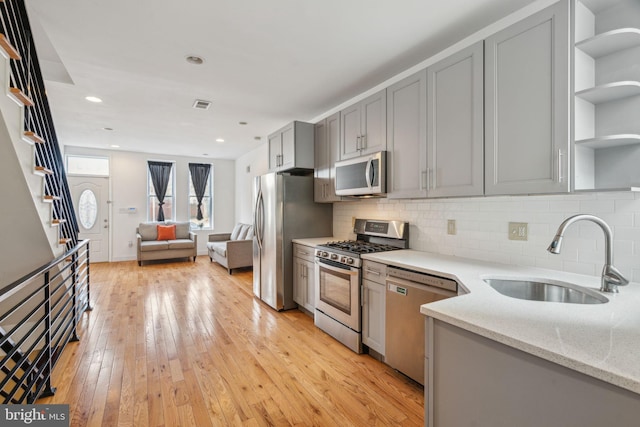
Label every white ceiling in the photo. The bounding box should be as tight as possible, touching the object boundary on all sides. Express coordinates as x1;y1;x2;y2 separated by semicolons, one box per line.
25;0;535;160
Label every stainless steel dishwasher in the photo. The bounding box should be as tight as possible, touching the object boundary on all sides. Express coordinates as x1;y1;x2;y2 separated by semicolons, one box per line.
385;266;458;385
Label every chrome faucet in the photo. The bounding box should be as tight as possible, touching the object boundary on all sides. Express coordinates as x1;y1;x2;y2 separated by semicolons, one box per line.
547;214;629;293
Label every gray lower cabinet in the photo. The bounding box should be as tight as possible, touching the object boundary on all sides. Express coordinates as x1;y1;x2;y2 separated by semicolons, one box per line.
340;89;386;160
387;70;428;199
426;41;484;198
362;261;387;355
484;0;570;195
268;121;314;172
292;244;316;312
425;318;640;427
314;113;341;202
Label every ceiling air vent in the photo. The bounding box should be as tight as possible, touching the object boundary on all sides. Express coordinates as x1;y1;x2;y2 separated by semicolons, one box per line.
192;99;211;110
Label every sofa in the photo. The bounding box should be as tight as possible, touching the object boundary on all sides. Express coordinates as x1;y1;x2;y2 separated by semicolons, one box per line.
207;223;253;274
136;221;197;266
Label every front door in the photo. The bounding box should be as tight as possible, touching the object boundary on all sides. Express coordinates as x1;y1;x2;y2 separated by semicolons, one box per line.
69;176;110;262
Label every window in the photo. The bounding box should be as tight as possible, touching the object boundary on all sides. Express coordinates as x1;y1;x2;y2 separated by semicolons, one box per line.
147;161;175;221
188;163;213;229
66;155;109;176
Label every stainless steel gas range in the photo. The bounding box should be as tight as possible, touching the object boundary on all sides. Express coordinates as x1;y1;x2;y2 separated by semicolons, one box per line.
314;218;409;353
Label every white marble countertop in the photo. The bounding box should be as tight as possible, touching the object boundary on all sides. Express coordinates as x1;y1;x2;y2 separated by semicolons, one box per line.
292;237;335;248
362;250;640;395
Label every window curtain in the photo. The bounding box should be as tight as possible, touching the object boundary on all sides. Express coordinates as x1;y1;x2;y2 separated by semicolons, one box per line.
189;163;211;221
148;161;173;221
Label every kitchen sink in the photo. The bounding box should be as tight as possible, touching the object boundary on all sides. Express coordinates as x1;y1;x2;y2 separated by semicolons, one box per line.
483;278;608;304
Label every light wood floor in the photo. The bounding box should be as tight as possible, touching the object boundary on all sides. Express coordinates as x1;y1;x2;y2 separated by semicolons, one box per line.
39;258;424;426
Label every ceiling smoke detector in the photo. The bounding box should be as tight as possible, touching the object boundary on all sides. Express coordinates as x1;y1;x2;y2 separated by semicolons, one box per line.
192;99;211;110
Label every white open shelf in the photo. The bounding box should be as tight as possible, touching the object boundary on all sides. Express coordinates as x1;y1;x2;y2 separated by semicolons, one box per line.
575;81;640;103
576;28;640;57
575;134;640;149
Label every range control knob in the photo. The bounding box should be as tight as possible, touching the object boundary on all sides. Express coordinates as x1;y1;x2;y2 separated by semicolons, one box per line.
321;251;328;258
340;256;347;263
346;258;354;265
330;253;338;260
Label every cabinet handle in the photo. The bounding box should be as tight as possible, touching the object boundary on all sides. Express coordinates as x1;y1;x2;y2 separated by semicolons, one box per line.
421;170;428;190
356;135;361;150
557;149;563;183
365;268;381;276
361;134;366;150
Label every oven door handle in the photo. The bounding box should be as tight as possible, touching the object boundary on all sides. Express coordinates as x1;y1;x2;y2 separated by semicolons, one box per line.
316;258;359;274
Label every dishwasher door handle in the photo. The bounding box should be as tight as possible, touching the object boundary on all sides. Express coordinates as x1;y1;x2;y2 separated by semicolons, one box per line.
386;277;457;299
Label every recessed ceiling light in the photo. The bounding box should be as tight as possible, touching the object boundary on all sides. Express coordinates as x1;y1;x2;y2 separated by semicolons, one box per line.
239;121;248;125
216;138;225;143
110;144;120;148
254;136;261;141
102;127;113;131
186;55;204;65
85;96;102;103
203;153;209;156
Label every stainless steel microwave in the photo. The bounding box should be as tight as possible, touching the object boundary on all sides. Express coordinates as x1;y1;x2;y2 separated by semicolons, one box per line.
335;151;386;196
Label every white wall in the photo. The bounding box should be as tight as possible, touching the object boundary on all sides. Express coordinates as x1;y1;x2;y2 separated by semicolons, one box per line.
64;146;236;261
234;144;269;224
333;192;640;282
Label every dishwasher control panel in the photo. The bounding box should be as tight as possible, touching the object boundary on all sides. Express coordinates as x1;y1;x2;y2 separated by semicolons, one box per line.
387;266;458;293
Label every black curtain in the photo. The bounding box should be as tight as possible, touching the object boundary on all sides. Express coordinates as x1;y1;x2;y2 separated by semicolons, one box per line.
148;161;173;221
189;163;211;221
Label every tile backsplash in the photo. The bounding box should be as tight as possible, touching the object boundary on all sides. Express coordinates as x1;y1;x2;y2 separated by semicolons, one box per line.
333;191;640;282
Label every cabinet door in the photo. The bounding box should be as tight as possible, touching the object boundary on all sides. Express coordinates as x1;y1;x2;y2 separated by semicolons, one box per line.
303;258;315;311
268;133;282;171
340;103;361;160
292;256;306;307
362;279;385;355
485;1;569;195
360;90;387;155
280;123;295;170
427;41;484;198
325;112;341;202
314;120;329;202
387;70;427;199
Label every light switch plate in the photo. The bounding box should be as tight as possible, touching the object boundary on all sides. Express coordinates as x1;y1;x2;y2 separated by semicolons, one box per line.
447;219;456;235
509;222;528;241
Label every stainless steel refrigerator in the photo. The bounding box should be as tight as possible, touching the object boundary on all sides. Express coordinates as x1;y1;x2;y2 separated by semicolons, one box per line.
253;173;332;310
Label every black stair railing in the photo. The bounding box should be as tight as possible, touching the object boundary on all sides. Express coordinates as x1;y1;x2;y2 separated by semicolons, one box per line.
0;0;79;247
0;240;91;404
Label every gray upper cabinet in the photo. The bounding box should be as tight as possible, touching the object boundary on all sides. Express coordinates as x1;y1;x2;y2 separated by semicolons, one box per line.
268;121;314;172
314;113;341;202
387;70;427;199
484;1;570;195
340;89;387;160
427;41;484;198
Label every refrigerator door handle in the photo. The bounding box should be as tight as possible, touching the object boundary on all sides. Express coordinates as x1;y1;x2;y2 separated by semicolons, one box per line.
253;191;262;248
257;193;265;249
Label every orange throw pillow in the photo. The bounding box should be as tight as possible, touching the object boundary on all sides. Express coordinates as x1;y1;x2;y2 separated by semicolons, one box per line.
157;224;176;240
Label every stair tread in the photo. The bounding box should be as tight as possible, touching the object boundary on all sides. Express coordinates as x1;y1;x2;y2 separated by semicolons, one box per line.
0;34;21;60
35;166;53;175
24;131;45;144
8;87;34;107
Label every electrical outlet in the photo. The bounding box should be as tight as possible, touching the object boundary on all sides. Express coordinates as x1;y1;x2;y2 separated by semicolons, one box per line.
447;219;456;235
508;222;528;241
